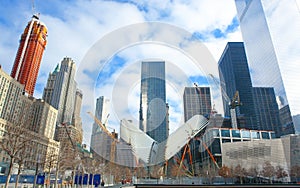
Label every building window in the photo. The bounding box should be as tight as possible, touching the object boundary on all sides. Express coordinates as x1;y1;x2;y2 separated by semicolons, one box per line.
231;130;241;138
270;132;276;139
241;130;250;138
251;131;260;139
212;129;219;137
221;138;231;143
261;132;270;139
221;129;230;137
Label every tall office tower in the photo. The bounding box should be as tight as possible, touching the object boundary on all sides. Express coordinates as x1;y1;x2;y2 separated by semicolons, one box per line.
252;87;282;137
0;67;25;124
43;57;77;124
166;103;170;137
183;87;211;122
90;96;111;160
72;89;83;142
182;86;211;174
279;106;294;135
218;42;257;130
43;64;59;104
234;0;298;134
11;14;47;96
31;99;58;140
139;61;167;143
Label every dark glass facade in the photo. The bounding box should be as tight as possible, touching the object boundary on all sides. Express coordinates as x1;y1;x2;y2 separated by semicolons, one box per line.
139;61;167;143
235;0;298;134
253;87;282;137
218;42;257;130
183;87;211;122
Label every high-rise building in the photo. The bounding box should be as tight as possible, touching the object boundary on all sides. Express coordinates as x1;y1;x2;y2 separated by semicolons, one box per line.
183;87;211;122
72;89;83;142
252;87;282;137
182;86;211;175
234;0;298;134
11;14;47;96
139;61;167;143
43;57;77;124
0;68;60;175
90;96;111;161
218;42;257;130
43;64;59;104
0;67;26;124
31;99;58;140
279;105;294;135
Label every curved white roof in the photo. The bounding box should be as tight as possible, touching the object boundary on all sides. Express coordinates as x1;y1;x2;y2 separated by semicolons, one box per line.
120;115;209;165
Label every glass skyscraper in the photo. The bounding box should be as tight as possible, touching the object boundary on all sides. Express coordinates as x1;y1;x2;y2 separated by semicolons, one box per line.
218;42;257;130
253;87;282;137
235;0;299;134
183;87;212;122
139;61;167;143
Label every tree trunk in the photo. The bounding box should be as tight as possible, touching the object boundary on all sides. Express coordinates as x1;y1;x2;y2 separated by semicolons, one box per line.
72;167;76;188
91;174;94;188
55;163;59;188
81;171;84;187
87;173;90;188
15;164;22;188
5;157;14;188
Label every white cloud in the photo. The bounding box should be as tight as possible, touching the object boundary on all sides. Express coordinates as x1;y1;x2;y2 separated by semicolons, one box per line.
0;0;242;146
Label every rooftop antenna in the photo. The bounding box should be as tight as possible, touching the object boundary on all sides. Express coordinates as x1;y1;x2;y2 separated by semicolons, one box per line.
31;0;40;19
32;0;35;15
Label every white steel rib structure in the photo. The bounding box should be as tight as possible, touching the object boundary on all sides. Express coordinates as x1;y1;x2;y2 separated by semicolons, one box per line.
120;115;209;165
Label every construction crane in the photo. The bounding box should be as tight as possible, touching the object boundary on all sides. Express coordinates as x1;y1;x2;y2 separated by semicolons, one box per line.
208;74;241;129
193;83;220;169
103;114;110;127
87;112;118;163
193;82;218;118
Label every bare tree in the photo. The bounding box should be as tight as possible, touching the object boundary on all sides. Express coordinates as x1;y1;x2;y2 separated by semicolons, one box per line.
0;124;33;188
247;166;259;183
275;165;288;182
43;149;59;187
135;164;147;179
14;140;32;188
87;159;102;187
170;164;186;179
200;164;218;184
261;161;275;183
290;165;300;180
233;164;246;184
218;165;232;178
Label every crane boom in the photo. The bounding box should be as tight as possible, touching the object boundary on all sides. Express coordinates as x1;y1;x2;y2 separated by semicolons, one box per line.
208;74;241;129
87;112;118;162
88;112;115;140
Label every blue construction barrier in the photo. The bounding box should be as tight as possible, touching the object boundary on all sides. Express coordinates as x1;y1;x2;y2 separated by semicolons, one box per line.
0;174;47;184
0;173;100;185
74;174;101;185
